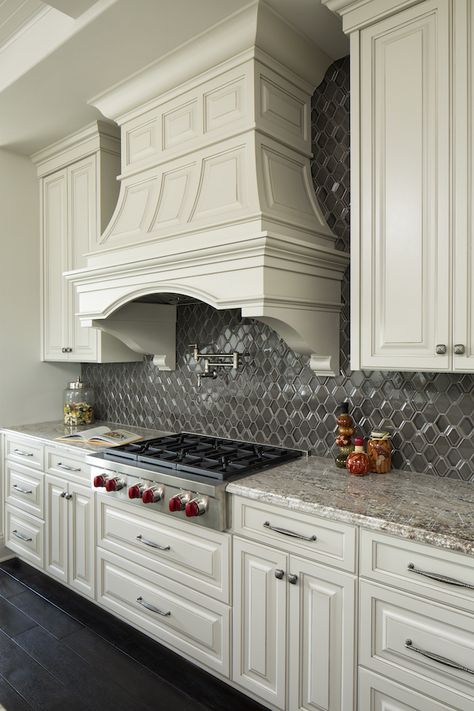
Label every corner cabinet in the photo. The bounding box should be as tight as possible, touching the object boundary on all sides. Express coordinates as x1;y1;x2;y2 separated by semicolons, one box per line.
33;121;141;363
325;0;474;372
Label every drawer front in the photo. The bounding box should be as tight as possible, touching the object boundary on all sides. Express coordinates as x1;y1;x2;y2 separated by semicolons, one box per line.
360;529;474;614
5;435;43;469
45;447;90;483
6;462;44;518
5;504;44;568
360;581;474;708
232;496;356;572
97;549;230;676
359;669;460;711
96;497;230;602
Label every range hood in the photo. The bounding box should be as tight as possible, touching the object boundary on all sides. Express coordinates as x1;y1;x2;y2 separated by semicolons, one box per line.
66;0;349;375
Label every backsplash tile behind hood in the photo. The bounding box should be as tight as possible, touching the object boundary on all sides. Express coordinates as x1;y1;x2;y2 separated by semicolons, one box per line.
83;57;474;482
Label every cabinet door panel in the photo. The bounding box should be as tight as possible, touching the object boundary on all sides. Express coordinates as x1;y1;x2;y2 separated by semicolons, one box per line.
68;156;98;361
68;482;94;598
232;537;287;709
45;474;68;583
358;1;450;370
43;170;68;360
288;556;355;711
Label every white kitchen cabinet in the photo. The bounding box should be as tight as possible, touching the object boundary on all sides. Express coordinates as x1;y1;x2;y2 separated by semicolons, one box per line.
34;121;141;363
45;473;94;598
232;522;356;711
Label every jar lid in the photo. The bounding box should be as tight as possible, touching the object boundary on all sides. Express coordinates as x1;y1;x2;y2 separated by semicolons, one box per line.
370;431;390;439
67;378;85;389
354;436;364;446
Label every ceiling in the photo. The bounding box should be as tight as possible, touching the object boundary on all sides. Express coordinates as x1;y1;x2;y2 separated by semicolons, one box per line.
0;0;348;155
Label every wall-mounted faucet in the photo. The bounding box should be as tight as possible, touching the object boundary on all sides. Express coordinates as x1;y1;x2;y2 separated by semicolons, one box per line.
189;343;247;387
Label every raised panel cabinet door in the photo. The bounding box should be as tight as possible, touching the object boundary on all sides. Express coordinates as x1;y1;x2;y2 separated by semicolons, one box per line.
42;170;69;360
68;482;94;598
68;156;98;361
288;556;356;711
357;0;451;371
45;474;68;583
453;1;474;372
232;537;287;710
358;668;460;711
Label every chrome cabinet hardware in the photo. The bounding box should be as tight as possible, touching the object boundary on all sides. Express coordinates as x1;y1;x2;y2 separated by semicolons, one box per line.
13;449;33;457
454;344;466;355
64;493;73;500
59;491;67;498
136;596;171;616
57;462;81;472
263;521;317;542
408;562;474;590
405;639;474;675
287;573;298;585
12;530;32;542
435;344;447;355
61;347;73;353
274;569;285;580
136;534;170;551
12;484;33;495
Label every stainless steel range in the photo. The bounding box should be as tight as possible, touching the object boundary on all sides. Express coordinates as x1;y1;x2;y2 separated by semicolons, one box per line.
87;432;303;530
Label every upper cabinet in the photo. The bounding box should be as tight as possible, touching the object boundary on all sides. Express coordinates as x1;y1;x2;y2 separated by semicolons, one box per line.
33;121;141;363
324;0;474;372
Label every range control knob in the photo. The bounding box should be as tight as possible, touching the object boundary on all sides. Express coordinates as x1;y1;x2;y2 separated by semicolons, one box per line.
93;474;108;488
105;477;125;492
142;486;164;504
128;483;145;499
168;493;191;512
185;497;208;518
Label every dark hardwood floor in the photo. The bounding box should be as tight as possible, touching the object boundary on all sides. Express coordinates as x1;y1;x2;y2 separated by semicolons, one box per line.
0;558;268;711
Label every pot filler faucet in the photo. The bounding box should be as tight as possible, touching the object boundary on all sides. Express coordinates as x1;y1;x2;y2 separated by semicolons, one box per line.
189;343;248;387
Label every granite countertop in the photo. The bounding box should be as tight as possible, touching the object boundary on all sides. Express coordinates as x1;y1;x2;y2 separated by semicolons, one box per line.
1;420;170;453
227;456;474;556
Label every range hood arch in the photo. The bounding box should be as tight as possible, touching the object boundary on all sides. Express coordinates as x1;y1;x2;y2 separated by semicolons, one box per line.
66;0;349;376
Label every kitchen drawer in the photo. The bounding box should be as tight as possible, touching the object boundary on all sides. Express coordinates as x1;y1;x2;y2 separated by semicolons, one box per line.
5;435;43;470
359;668;460;711
96;497;230;602
45;447;90;483
5;504;44;568
360;529;474;614
232;496;356;572
360;580;474;709
97;549;230;677
5;461;44;518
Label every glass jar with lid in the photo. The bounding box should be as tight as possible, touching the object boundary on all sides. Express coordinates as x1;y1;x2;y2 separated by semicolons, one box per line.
367;431;392;473
63;378;95;426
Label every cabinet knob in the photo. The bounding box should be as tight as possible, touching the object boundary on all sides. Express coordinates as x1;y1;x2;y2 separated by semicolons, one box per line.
454;344;466;355
64;493;73;500
61;348;66;353
435;344;447;355
287;573;298;585
274;569;285;580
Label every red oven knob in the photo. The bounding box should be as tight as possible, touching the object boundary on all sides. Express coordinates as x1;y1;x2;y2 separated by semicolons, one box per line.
93;474;108;488
105;477;125;492
128;483;145;499
168;493;191;512
185;498;208;518
142;486;164;504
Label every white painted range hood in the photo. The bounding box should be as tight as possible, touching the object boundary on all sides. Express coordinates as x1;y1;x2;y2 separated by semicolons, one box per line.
66;0;349;375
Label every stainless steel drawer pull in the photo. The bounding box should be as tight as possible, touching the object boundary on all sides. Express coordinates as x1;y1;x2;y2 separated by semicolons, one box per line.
136;596;171;616
12;530;32;542
12;484;33;495
408;562;474;590
13;449;33;457
136;534;170;551
57;462;81;472
405;639;474;675
263;521;317;542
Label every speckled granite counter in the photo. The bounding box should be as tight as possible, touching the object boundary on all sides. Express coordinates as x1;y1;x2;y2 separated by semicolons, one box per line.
1;421;170;453
227;456;474;556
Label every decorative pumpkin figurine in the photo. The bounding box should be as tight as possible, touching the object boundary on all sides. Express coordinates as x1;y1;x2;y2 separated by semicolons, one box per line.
346;437;370;476
335;402;355;468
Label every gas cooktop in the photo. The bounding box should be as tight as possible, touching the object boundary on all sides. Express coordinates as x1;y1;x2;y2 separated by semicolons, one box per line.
102;432;303;480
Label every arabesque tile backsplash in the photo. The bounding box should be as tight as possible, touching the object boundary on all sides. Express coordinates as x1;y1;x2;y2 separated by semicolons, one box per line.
83;57;474;482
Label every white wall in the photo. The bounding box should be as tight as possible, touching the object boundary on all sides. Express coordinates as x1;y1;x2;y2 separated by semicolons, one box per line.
0;148;79;426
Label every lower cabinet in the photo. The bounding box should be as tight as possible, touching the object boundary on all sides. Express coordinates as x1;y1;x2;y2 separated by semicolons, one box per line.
45;474;94;598
359;669;460;711
233;536;356;711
